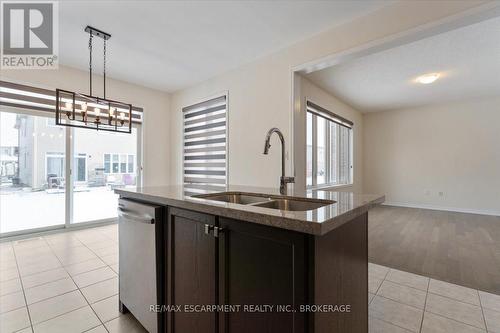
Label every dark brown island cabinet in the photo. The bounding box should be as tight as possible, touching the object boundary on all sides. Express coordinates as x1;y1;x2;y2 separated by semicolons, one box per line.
116;187;383;333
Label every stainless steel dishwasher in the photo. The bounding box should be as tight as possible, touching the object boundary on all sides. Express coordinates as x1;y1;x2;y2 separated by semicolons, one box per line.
118;198;164;333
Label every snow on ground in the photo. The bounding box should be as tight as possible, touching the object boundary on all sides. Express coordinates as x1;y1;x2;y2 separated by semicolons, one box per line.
0;186;120;233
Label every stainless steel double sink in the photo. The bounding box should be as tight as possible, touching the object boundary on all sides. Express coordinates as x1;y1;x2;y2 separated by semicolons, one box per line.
192;192;334;212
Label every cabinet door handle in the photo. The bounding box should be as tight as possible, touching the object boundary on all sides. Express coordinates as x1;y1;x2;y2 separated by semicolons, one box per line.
204;224;213;235
213;227;224;238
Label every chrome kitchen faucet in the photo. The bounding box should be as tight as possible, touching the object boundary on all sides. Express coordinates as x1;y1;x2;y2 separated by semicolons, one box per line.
263;128;295;195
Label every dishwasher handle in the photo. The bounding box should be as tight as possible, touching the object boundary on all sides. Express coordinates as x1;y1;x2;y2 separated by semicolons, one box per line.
118;207;155;224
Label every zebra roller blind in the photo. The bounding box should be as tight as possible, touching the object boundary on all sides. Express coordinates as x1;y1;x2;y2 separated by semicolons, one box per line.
0;80;144;123
183;95;227;196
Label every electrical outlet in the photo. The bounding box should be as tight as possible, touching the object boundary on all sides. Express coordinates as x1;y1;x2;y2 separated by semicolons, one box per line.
438;191;444;197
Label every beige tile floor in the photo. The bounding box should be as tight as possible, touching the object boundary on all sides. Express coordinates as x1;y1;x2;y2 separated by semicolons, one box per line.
1;225;500;333
0;224;145;333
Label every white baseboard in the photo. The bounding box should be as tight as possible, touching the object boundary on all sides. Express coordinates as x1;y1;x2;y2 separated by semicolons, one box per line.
382;201;500;217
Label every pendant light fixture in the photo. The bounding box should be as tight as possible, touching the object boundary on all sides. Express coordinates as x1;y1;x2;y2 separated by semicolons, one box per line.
55;26;133;133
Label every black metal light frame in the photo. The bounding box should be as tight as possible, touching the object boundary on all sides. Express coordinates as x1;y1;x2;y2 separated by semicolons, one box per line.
55;26;134;133
55;89;132;133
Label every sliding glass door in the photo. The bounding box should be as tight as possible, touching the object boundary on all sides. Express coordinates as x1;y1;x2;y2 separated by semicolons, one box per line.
0;109;142;236
72;127;139;224
0;111;66;234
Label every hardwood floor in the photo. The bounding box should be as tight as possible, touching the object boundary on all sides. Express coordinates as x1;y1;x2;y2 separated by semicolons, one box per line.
368;205;500;295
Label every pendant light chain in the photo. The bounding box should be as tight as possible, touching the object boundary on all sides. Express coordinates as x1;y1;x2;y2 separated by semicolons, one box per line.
88;31;93;96
104;38;107;99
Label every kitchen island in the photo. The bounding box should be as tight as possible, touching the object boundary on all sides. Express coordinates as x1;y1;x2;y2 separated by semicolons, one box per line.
115;185;384;333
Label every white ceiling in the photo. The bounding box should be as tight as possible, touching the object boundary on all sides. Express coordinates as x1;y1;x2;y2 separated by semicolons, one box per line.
58;1;392;93
306;16;500;112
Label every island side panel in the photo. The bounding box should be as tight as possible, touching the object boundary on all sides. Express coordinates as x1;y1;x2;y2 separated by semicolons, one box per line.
312;212;368;333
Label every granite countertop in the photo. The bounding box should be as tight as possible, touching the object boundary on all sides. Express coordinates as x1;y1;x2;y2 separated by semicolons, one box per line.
115;185;385;236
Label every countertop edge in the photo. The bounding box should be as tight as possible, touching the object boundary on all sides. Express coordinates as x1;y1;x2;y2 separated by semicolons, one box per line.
115;188;385;236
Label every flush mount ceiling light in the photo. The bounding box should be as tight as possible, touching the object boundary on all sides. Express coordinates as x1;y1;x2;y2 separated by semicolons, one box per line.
415;73;440;84
55;26;133;133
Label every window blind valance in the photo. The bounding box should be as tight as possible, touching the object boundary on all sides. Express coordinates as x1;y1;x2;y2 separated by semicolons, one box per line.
306;100;353;129
0;80;144;123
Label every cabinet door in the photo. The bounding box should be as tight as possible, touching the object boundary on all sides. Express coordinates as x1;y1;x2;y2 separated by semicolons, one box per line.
218;218;307;333
167;208;217;333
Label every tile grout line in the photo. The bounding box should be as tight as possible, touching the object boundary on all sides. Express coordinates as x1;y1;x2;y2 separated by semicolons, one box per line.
380;274;488;309
73;230;117;333
10;238;41;332
0;279;22;298
71;230;119;333
477;289;489;332
372;289;426;311
20;268;116;303
418;275;430;333
41;234;109;332
423;307;489;332
426;289;482;307
423;306;487;331
30;303;89;327
372;267;493;332
3;228;118;331
374;278;488;331
12;230;117;332
369;256;500;297
368;314;414;332
370;268;422;332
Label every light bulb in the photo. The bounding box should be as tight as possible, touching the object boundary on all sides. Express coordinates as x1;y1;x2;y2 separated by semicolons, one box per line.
120;112;125;120
95;108;100;116
416;73;440;84
65;102;72;110
81;103;87;112
109;107;115;117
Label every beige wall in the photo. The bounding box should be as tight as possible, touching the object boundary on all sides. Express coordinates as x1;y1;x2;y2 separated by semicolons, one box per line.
1;65;171;187
295;76;363;192
169;1;486;188
363;96;500;215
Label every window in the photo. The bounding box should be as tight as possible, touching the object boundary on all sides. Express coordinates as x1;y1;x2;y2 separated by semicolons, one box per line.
104;154;111;173
120;154;127;173
112;154;119;173
183;95;227;196
128;154;134;173
46;153;87;182
74;154;87;182
306;101;353;188
46;152;64;178
0;80;143;234
104;153;136;174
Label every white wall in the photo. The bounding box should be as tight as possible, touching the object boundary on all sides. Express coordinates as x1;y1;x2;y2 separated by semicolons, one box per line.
169;1;486;188
295;76;363;192
363;96;500;215
1;65;171;187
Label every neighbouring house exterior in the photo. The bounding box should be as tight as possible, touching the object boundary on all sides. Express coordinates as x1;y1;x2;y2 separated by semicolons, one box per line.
14;114;137;189
0;146;17;181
